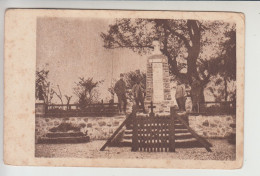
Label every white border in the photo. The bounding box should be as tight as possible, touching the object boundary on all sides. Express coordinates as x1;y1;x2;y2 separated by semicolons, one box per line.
1;1;260;176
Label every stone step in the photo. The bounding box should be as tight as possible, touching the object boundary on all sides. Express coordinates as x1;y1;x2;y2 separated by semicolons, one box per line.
174;123;184;126
175;132;190;136
121;138;132;144
126;124;133;130
38;136;90;144
122;134;193;140
175;129;189;133
123;134;132;139
119;136;207;149
120;139;204;148
46;132;84;138
122;133;195;140
122;137;198;143
174;125;187;129
175;133;193;139
122;138;132;142
175;139;204;148
124;129;133;134
176;138;197;143
124;129;190;134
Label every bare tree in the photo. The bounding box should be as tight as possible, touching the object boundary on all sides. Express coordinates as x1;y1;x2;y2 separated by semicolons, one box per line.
65;95;72;110
53;85;63;105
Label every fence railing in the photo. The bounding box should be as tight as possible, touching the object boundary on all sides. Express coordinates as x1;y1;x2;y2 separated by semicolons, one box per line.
45;103;119;117
197;101;235;115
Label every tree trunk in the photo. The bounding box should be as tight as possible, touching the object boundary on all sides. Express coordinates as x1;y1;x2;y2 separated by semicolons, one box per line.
199;85;205;103
186;20;207;105
190;79;206;112
224;77;228;101
187;20;201;82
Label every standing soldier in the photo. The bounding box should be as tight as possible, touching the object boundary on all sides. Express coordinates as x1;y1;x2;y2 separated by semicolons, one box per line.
175;80;186;111
190;77;201;113
114;73;127;114
132;79;146;113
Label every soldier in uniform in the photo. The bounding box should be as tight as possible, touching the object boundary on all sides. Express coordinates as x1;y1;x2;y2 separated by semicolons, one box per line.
175;80;186;111
132;79;146;113
114;73;127;114
191;77;201;112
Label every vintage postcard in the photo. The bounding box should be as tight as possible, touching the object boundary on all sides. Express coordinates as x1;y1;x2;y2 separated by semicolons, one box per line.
4;9;244;169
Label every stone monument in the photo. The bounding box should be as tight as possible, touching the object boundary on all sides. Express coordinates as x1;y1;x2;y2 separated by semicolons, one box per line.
145;41;173;114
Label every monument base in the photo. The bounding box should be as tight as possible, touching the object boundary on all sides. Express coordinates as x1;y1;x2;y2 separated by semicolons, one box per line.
144;101;172;115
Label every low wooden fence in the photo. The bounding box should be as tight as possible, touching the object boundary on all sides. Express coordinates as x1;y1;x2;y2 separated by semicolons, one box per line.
197;101;235;115
45;103;119;117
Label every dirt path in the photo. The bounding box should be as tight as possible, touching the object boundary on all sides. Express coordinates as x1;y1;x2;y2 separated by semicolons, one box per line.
35;139;235;160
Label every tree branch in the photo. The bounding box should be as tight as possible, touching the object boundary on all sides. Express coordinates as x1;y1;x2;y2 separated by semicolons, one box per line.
105;44;153;49
164;22;191;50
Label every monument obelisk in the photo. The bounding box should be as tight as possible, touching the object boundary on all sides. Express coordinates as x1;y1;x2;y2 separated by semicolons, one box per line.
145;41;172;114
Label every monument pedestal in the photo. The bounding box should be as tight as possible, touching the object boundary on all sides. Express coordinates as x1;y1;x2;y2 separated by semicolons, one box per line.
145;54;173;114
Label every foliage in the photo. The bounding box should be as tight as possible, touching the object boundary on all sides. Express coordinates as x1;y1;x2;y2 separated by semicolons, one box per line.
207;75;236;102
35;68;54;104
101;19;235;102
124;70;146;90
73;77;103;108
108;78;117;97
206;28;236;101
108;70;146;101
36;67;69;105
125;70;146;101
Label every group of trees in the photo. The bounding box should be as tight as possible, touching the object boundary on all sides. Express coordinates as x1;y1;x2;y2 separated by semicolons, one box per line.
36;68;73;108
101;19;236;102
36;68;103;108
36;18;236;107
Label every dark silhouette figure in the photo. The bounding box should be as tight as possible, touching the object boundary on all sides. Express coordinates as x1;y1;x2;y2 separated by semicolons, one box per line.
114;73;127;113
132;79;145;113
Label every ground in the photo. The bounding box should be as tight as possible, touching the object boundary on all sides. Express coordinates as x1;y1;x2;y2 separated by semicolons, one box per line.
35;139;235;160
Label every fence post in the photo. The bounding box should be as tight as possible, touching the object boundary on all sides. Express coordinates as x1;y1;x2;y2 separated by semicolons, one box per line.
169;107;175;152
131;105;138;152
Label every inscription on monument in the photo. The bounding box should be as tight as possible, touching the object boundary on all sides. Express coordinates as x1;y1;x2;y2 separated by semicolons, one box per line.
152;62;164;102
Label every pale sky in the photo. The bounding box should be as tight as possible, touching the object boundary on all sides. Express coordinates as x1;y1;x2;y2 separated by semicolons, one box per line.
37;17;148;103
36;18;233;104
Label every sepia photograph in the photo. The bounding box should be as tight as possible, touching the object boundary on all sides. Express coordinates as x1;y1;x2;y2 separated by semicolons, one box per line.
4;9;244;168
35;15;237;160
